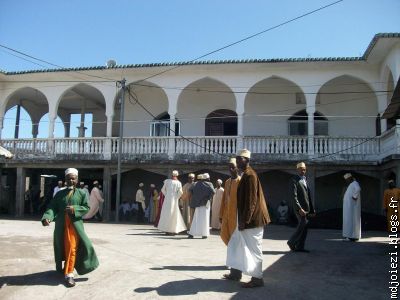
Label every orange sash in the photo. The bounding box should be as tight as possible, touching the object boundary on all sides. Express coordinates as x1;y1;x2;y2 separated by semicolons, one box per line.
64;189;79;275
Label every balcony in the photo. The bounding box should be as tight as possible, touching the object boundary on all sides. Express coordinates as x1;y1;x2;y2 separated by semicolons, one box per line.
1;125;399;164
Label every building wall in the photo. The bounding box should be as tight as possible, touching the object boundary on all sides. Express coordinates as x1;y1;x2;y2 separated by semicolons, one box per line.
244;77;304;136
177;78;236;136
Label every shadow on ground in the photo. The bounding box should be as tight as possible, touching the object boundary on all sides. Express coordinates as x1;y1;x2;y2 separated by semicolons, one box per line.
150;265;227;271
134;278;239;296
0;271;87;287
135;234;390;300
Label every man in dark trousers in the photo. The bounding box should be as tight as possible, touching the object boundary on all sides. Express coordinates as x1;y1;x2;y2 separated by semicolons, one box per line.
287;162;316;252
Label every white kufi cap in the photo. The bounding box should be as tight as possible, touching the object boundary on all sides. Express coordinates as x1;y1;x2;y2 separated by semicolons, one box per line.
296;162;306;169
172;170;179;177
65;168;78;176
343;173;352;180
237;149;251;159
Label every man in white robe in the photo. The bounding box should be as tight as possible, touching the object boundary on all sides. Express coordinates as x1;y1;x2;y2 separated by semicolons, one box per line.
226;149;270;288
136;183;146;223
188;173;215;239
211;179;224;230
342;173;361;241
158;170;186;235
53;181;64;197
83;181;104;221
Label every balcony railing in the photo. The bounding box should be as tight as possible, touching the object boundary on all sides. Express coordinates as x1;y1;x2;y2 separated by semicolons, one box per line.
1;129;399;162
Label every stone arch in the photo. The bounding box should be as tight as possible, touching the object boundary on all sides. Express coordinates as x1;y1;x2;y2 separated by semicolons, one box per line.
245;76;305;136
57;83;106;137
177;77;236;136
112;81;168;137
1;87;48;139
1;105;33;138
317;75;378;137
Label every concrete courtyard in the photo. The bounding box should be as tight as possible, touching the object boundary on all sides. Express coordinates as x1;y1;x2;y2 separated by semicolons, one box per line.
0;219;393;299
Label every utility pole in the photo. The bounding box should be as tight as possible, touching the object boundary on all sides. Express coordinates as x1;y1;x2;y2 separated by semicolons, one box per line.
115;78;126;222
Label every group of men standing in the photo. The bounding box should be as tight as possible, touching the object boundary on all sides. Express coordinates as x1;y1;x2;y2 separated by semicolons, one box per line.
43;149;399;289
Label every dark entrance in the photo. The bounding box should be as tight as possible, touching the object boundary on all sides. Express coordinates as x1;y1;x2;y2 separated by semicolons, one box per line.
205;109;237;136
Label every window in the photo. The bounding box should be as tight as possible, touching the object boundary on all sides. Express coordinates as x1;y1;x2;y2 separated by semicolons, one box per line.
150;112;180;136
150;120;180;136
288;110;328;136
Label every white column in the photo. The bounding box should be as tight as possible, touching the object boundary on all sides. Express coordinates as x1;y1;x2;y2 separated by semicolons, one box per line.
165;89;180;159
235;93;246;151
103;114;113;160
101;85;117;161
374;82;388;133
48;114;56;139
305;91;317;156
106;114;113;137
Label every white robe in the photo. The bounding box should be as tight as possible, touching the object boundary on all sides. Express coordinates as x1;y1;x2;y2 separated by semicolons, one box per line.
83;187;104;219
136;189;146;210
226;226;264;278
211;187;224;229
189;202;211;237
343;181;361;239
158;179;186;233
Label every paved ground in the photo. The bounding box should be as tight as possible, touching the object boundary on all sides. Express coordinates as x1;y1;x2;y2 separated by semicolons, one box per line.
0;219;394;300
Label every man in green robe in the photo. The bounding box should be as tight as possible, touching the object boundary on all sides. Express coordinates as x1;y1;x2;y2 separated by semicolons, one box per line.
41;167;99;287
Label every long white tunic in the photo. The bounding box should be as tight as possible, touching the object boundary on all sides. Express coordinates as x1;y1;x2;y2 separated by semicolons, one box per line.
211;187;224;229
189;202;211;237
83;187;104;219
136;189;146;210
343;181;361;239
226;226;264;278
157;179;186;233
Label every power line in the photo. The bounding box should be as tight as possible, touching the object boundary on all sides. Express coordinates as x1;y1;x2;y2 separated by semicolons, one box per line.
0;44;117;83
129;0;344;85
0;0;343;87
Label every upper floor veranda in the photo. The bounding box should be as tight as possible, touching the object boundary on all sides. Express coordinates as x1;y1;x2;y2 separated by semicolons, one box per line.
0;33;399;164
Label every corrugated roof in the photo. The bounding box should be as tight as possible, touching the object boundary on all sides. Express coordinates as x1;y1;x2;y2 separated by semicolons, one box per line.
3;33;400;76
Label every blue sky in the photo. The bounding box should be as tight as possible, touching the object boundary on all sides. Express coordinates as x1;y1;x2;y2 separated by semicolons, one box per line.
1;0;399;72
0;0;399;138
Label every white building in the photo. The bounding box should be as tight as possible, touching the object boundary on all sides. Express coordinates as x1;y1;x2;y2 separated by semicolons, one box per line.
0;33;399;227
